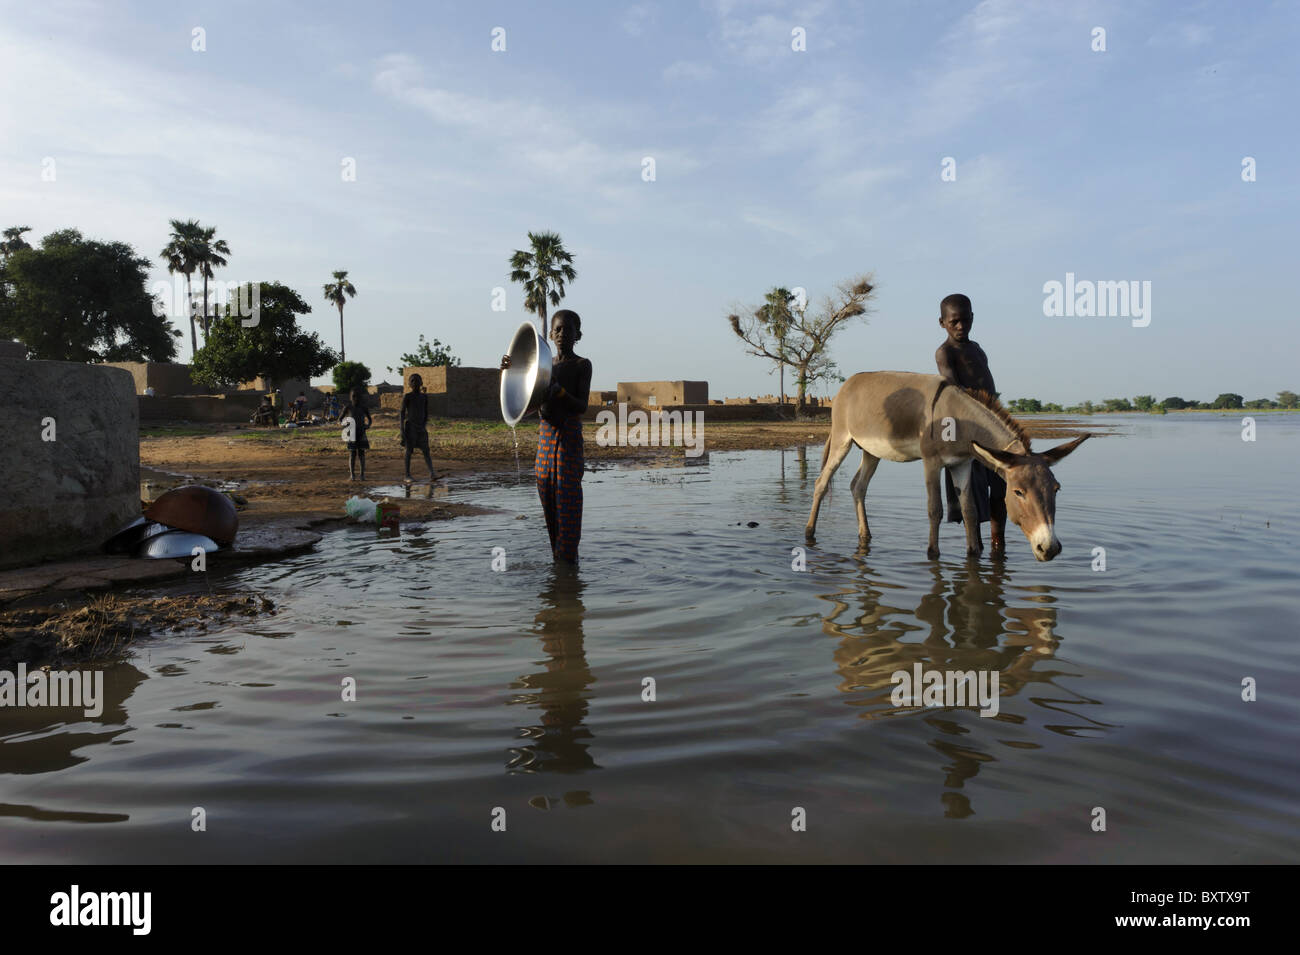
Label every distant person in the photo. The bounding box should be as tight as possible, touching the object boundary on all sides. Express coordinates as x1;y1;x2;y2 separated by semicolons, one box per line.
501;309;592;564
399;374;436;484
288;390;309;423
251;394;275;427
934;292;1006;556
341;387;372;481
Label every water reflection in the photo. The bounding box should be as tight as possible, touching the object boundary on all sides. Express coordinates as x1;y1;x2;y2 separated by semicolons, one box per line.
0;663;146;778
506;570;599;797
816;558;1113;817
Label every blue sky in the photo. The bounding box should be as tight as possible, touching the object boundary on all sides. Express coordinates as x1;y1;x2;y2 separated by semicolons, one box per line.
2;0;1296;403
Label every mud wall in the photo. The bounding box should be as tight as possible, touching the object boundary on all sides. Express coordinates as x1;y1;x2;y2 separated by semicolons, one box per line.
0;359;139;569
138;393;263;422
617;380;709;406
104;361;199;396
402;365;501;418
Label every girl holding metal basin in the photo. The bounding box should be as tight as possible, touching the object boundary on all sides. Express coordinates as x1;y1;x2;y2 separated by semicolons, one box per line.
500;310;592;564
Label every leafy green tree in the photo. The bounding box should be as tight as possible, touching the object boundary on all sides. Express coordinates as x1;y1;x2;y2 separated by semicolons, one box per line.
161;218;203;354
1009;398;1042;413
322;269;357;361
1161;396;1187;410
195;224;231;342
388;334;462;372
1044;403;1064;413
0;228;180;362
1277;390;1298;409
1245;398;1277;409
509;231;576;327
1133;394;1155;411
332;360;371;394
1211;393;1244;409
729;276;875;409
191;282;337;388
1103;397;1133;412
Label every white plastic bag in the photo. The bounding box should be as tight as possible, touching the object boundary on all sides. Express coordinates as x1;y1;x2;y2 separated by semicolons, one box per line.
344;496;378;522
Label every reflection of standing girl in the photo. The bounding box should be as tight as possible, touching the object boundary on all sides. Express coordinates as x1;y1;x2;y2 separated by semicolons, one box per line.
501;310;592;564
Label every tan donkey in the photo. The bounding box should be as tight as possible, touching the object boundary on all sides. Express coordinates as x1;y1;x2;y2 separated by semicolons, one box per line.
805;372;1088;560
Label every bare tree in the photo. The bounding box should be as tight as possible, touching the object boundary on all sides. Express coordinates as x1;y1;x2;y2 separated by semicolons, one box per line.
728;275;875;409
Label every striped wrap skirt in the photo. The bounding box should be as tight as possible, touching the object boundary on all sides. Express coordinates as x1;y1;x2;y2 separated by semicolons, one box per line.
536;417;584;562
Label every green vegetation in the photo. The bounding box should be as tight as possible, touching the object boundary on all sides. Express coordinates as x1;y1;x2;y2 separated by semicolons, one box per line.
1007;391;1298;414
388;334;461;373
332;360;371;394
0;227;180;362
191;282;338;388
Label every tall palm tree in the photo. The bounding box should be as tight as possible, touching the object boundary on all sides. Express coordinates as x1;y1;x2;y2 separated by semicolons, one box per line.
759;287;796;405
195;225;231;342
323;270;357;361
508;231;576;330
161;218;203;354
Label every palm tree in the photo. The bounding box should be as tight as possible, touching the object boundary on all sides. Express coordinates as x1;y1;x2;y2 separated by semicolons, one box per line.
508;231;576;329
161;218;203;354
323;270;357;360
195;225;231;342
759;287;797;406
0;226;32;258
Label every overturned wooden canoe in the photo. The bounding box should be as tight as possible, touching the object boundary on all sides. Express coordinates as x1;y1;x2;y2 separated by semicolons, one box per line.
144;486;238;546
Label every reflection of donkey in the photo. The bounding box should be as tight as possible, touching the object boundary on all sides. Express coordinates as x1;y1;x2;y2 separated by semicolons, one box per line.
805;372;1088;560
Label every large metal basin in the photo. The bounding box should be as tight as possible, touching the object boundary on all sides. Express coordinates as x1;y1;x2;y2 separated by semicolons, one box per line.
500;322;552;427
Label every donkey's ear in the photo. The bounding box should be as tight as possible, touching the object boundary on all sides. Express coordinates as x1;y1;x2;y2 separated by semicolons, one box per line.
971;442;1021;473
1040;433;1090;465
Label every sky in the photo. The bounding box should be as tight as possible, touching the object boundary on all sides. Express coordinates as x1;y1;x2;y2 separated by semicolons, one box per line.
1;0;1296;404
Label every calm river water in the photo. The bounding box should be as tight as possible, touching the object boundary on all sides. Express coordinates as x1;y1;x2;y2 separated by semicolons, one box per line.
2;414;1297;863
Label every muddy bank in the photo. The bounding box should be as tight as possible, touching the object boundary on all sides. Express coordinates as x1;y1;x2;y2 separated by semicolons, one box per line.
0;592;276;669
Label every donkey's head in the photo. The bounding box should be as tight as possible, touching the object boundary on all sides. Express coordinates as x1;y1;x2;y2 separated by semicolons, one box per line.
971;435;1089;561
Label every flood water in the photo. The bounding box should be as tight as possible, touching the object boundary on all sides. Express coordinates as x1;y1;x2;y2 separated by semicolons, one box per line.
3;414;1297;863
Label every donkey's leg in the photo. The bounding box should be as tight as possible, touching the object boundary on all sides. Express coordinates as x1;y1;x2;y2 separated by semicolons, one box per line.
806;433;855;540
950;460;982;557
924;456;943;559
850;451;881;543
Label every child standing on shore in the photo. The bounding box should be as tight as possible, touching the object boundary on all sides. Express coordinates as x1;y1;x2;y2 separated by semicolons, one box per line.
342;387;372;481
934;293;1007;556
399;373;436;484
